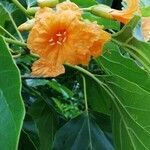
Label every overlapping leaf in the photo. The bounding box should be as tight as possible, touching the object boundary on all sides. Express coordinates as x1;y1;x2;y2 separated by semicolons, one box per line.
97;75;150;150
112;16;150;73
96;42;150;92
53;113;114;150
0;36;25;150
28;100;56;150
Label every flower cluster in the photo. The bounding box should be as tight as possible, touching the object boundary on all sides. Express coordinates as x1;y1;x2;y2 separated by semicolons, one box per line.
25;0;142;77
27;1;111;77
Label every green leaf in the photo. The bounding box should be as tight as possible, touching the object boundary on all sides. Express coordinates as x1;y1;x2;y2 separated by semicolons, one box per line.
48;79;74;99
25;78;74;99
53;97;82;119
0;36;25;150
0;3;24;41
26;79;49;87
53;113;114;150
83;12;120;31
96;42;150;92
28;100;57;150
85;76;111;115
60;0;98;7
19;130;37;150
96;0;113;6
22;115;40;149
72;0;98;7
26;0;37;8
141;6;150;17
0;4;10;27
0;1;17;13
98;75;150;150
112;16;150;73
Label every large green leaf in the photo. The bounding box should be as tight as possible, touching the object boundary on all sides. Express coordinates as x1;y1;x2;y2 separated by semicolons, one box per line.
26;78;74;99
19;130;37;150
53;113;114;150
28;100;56;150
0;3;24;41
112;16;150;73
83;12;120;31
85;76;111;115
95;38;150;149
99;75;150;150
0;36;25;150
96;42;150;92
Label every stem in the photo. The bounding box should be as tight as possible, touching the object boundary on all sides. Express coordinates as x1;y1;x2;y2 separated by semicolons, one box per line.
66;64;114;99
82;75;88;112
81;7;92;11
12;53;21;58
9;15;24;42
21;75;52;79
81;75;93;150
0;26;17;40
5;38;27;47
11;0;28;16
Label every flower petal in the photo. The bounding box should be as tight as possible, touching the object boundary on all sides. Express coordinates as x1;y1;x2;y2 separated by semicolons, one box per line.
32;59;65;77
90;30;111;57
56;1;82;18
111;0;139;24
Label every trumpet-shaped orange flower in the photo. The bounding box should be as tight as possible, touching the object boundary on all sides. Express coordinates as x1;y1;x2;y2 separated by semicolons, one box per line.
110;0;139;24
27;2;111;77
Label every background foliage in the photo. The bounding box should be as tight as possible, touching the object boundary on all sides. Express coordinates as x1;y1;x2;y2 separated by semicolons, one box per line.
0;0;150;150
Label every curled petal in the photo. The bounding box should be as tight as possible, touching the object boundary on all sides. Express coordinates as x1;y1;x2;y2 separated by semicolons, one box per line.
110;0;139;24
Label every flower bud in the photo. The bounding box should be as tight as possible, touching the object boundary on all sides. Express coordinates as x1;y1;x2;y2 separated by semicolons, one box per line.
37;0;59;8
90;4;113;19
18;19;35;32
27;7;39;16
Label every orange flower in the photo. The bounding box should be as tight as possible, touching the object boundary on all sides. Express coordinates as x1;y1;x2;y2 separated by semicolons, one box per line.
27;2;111;77
110;0;139;24
142;17;150;42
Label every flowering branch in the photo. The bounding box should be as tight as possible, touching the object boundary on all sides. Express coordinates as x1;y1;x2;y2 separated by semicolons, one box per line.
5;38;27;47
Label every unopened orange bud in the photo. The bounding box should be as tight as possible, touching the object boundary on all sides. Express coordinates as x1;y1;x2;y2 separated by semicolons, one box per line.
37;0;59;8
18;19;35;32
90;4;113;19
